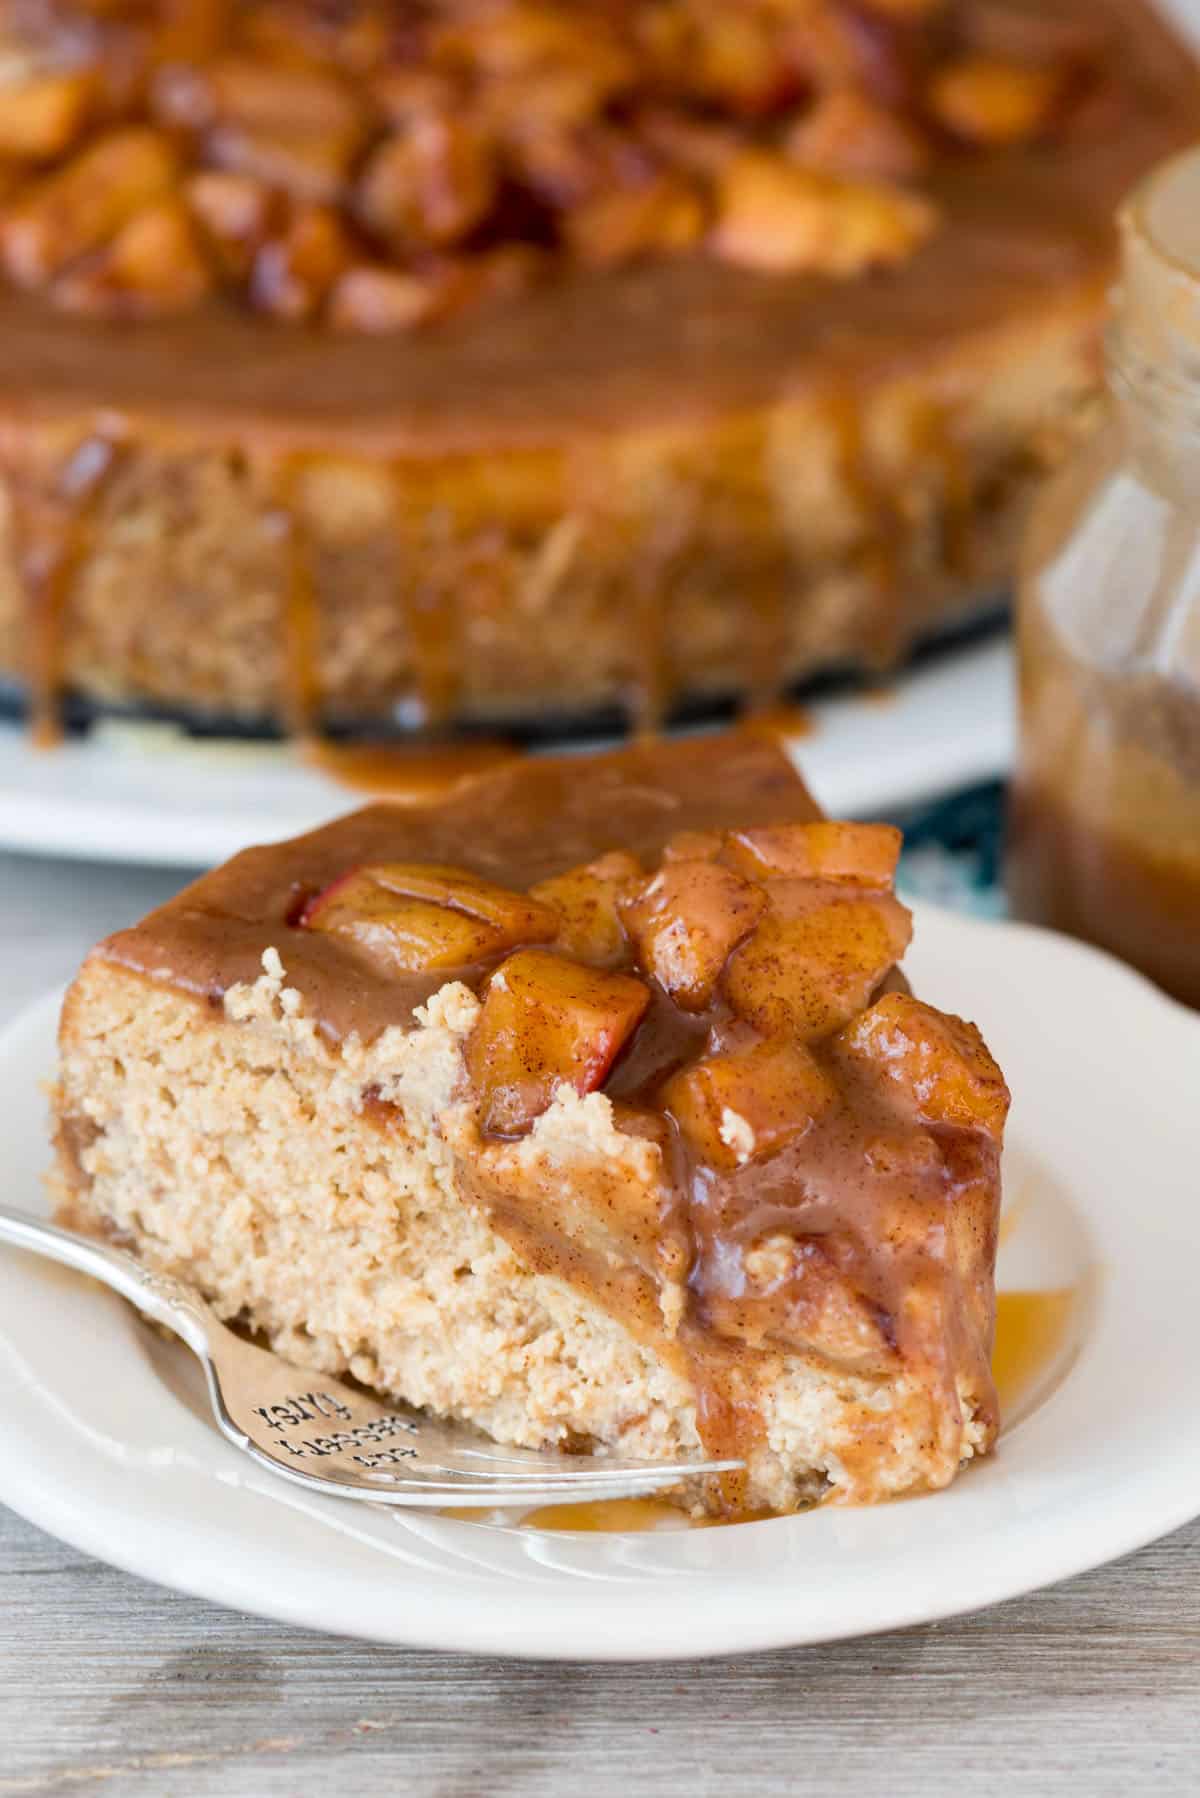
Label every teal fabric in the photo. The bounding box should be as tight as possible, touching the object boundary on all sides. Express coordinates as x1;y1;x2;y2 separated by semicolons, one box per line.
892;782;1007;920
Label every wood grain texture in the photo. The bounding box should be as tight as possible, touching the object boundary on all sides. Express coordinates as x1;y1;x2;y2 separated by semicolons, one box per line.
3;1503;1200;1797
0;850;1198;1796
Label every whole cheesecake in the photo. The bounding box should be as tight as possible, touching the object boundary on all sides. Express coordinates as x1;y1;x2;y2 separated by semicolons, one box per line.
0;0;1195;738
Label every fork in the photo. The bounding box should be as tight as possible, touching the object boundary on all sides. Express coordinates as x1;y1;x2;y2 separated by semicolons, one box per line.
0;1204;740;1507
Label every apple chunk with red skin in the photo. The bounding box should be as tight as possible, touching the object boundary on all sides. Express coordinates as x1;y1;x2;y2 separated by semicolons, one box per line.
468;948;651;1135
663;1036;839;1170
835;992;1009;1141
529;851;643;967
723;893;913;1040
621;860;766;1010
299;862;558;974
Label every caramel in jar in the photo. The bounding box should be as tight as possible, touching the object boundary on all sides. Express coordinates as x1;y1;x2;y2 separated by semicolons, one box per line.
1009;148;1200;1007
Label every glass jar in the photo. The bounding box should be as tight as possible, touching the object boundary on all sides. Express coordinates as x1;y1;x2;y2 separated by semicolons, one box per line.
1008;147;1200;1008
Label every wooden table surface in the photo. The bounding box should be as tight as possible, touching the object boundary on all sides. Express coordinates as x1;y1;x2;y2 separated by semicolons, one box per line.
2;851;1198;1798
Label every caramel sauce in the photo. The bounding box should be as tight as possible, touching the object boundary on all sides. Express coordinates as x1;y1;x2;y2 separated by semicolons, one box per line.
742;701;816;743
1009;787;1200;1010
522;1497;702;1532
743;439;791;713
443;1497;767;1531
393;477;462;728
916;404;973;580
273;457;322;738
627;562;671;739
623;501;697;737
303;738;519;802
520;1497;772;1532
1009;585;1200;1011
827;393;903;622
991;1289;1075;1411
22;437;120;746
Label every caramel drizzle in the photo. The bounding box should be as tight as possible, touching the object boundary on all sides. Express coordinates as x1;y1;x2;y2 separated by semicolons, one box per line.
15;392;971;752
272;455;322;740
826;391;904;611
22;436;121;748
916;403;973;580
742;433;790;715
273;453;468;743
392;467;462;729
625;485;705;737
627;556;673;739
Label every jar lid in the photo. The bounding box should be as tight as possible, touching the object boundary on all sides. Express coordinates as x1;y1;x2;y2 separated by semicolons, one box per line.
1119;146;1200;381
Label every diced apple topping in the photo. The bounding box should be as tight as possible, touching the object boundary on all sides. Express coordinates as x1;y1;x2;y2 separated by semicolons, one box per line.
722;894;912;1039
663;1036;837;1170
722;821;902;888
784;87;931;182
529;851;642;966
710;151;937;277
0;0;1087;335
563;174;706;268
468;948;650;1134
661;830;724;863
0;127;179;289
52;198;213;319
299;862;558;974
834;992;1010;1141
621;861;766;1011
928;55;1064;147
0;72;94;160
186;170;278;280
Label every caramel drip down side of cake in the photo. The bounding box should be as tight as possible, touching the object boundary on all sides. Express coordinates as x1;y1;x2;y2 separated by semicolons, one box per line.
272;454;323;739
826;391;904;648
19;435;122;746
391;467;463;730
916;402;974;582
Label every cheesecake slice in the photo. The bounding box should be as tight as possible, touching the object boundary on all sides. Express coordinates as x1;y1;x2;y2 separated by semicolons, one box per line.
50;735;1008;1513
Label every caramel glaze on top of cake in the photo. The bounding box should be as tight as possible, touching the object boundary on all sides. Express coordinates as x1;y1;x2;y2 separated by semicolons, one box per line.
98;734;1007;1506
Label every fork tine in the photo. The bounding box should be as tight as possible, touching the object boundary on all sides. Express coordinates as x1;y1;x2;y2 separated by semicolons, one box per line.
408;1457;742;1483
242;1443;710;1506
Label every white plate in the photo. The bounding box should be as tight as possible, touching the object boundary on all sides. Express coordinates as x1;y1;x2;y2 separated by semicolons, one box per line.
0;636;1013;868
2;903;1198;1659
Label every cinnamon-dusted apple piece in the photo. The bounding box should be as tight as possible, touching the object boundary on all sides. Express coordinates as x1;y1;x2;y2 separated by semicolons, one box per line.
299;862;558;974
0;71;94;160
723;895;912;1039
835;992;1010;1139
717;822;913;1039
621;860;766;1010
529;851;642;966
722;821;902;887
0;127;179;288
468;948;650;1134
663;1036;838;1170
